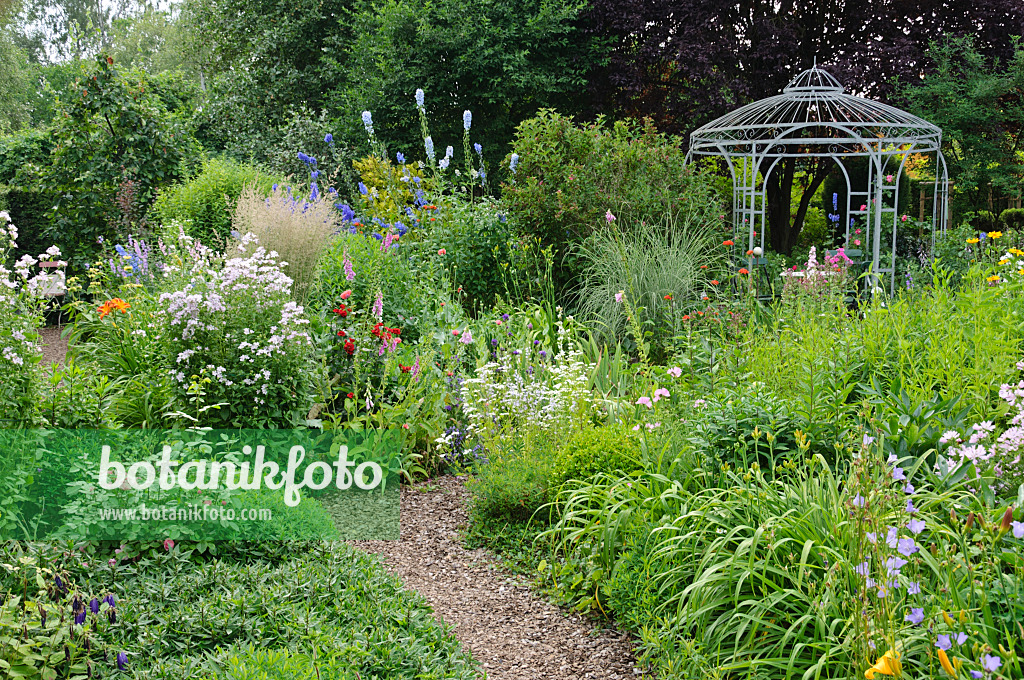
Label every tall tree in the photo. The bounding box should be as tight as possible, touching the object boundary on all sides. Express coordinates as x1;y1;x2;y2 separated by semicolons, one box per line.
331;0;610;169
900;36;1024;219
585;0;1023;252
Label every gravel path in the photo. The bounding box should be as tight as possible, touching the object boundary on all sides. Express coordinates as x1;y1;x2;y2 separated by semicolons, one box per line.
353;476;641;680
37;326;68;367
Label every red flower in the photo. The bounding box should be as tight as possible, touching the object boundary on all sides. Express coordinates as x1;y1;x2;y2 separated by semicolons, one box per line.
663;294;673;301
344;340;355;355
738;268;749;275
682;314;691;321
723;240;735;246
710;280;720;285
347;392;354;399
746;249;753;255
700;265;708;269
399;364;411;373
337;330;346;337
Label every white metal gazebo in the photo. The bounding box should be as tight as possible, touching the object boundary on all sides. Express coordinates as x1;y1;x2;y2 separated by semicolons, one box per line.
687;62;949;293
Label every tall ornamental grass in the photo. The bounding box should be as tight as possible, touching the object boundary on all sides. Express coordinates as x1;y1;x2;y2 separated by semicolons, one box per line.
232;184;342;305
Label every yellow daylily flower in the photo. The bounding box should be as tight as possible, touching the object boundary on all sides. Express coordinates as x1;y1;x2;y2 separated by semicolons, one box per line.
942;611;955;626
937;648;962;675
865;650;902;678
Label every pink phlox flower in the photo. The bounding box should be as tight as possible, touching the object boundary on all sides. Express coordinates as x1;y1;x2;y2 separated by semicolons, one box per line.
653;388;671;402
636;396;653;408
667;366;682;378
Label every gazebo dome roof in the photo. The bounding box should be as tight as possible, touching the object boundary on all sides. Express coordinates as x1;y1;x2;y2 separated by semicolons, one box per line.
688;65;942;157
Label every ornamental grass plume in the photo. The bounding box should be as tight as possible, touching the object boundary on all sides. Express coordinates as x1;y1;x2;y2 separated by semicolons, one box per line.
232;184;341;305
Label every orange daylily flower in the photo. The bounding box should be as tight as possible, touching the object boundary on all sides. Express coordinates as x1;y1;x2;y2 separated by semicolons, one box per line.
98;298;130;320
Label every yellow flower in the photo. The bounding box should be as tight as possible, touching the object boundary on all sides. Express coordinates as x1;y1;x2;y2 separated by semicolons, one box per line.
937;649;962;675
999;259;1009;265
1018;269;1024;276
865;650;902;678
1009;248;1024;256
988;231;1003;239
966;238;980;244
987;275;1001;283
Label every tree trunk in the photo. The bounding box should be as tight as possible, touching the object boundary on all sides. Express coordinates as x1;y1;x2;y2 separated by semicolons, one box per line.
766;157;795;254
765;157;831;255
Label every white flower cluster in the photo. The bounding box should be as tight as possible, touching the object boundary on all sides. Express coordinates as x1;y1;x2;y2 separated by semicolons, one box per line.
456;316;591;456
937;360;1024;482
0;211;64;373
157;234;313;414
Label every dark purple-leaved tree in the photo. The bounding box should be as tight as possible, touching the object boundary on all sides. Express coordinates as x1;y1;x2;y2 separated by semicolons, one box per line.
585;0;1023;253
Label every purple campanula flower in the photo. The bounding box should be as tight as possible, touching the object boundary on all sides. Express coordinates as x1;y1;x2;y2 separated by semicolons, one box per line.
982;655;1001;673
907;581;921;594
905;608;924;625
908;518;925;535
936;634;951;651
325;133;333;144
852;494;866;508
117;652;128;670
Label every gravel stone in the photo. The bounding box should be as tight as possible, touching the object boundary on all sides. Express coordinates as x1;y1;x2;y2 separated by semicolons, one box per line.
353;475;643;680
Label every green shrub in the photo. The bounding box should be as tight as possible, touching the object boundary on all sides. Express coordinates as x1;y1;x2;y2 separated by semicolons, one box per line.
1000;207;1024;230
467;447;557;523
419;197;514;311
695;383;802;471
151;157;278;244
24;55;194;269
501;111;722;291
552;425;642;485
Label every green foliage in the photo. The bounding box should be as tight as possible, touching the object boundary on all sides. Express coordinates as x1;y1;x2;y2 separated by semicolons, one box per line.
502;111;722;290
552;424;642;485
151;157;278;244
0;127;56;261
258;105;360;203
694;383;804;471
1;541;479;680
184;0;353;160
467;447;557;524
25;55;195;267
1001;207;1024;230
331;0;608;170
420;197;514;311
900;35;1024;219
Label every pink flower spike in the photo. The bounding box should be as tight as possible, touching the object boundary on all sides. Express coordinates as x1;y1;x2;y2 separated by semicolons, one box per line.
615;290;624;303
606;210;616;223
636;396;653;408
